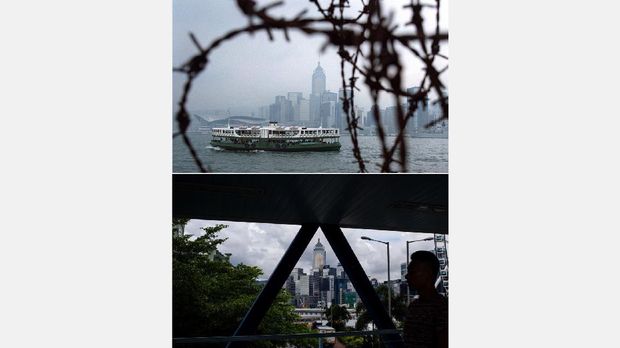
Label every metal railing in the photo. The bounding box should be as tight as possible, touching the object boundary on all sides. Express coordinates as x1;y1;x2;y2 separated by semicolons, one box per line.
174;329;403;345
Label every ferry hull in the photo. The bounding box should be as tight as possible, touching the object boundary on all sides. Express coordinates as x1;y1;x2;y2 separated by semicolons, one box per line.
211;140;340;152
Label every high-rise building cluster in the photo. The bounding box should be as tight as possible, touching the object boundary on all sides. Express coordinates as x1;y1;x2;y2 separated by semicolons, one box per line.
257;63;364;130
255;63;448;136
364;87;448;136
284;239;360;308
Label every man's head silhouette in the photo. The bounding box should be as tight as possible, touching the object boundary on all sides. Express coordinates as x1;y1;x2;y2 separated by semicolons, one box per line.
406;250;439;291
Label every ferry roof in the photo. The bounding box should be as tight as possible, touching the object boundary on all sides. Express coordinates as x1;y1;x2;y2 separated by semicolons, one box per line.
212;125;338;130
173;174;447;234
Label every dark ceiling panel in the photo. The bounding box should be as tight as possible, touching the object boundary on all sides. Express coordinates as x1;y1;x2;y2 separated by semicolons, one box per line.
173;174;448;234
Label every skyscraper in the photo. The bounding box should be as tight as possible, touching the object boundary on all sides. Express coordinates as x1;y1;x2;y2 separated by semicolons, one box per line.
312;62;326;95
406;86;430;130
320;91;338;127
313;238;326;270
287;92;303;122
269;95;293;123
310;62;327;125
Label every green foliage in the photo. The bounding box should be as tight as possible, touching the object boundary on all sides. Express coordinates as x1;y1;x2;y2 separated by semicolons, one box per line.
324;304;352;331
337;327;379;348
355;300;371;331
172;222;311;347
172;218;191;227
354;284;409;331
338;334;365;348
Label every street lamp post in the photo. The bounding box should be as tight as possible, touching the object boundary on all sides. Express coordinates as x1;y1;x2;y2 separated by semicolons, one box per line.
405;237;434;305
361;236;391;320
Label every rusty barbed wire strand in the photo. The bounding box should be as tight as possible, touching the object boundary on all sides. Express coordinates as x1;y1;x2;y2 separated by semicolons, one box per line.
174;0;448;173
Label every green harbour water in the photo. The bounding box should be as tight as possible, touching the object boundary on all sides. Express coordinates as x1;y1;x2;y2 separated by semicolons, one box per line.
174;132;448;173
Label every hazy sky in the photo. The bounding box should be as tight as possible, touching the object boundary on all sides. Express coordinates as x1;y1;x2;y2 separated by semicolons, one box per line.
184;219;447;282
173;0;448;115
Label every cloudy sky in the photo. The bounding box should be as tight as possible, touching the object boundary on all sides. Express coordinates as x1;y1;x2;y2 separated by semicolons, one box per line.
183;219;447;282
173;0;448;115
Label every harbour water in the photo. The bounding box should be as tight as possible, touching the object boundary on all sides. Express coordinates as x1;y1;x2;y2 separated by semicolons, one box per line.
173;132;448;173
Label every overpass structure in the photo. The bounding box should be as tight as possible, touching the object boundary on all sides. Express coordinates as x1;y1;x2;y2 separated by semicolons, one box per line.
173;174;448;348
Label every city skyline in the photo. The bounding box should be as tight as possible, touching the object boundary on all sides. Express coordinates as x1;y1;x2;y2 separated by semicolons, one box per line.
184;60;447;135
178;59;447;127
183;219;445;283
173;0;448;116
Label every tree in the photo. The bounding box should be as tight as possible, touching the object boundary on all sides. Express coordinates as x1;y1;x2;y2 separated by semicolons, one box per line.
353;284;408;331
324;304;352;331
172;221;313;347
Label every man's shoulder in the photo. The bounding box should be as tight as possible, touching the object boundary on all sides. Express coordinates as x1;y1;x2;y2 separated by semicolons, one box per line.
410;295;448;306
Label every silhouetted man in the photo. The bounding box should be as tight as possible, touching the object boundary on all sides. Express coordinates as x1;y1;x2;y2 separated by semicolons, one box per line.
404;250;448;348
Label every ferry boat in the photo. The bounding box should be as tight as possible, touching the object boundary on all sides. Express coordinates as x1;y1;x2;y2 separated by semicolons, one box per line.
211;122;341;151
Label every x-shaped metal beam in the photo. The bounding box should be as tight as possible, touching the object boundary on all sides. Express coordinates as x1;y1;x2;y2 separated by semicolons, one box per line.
226;224;403;348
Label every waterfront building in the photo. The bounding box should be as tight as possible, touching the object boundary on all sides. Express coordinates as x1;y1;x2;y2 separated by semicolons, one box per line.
287;92;304;122
384;106;397;134
258;105;270;119
320;101;337;128
299;98;310;122
310;93;321;125
355;106;365;128
317;90;338;128
288;92;303;103
336;88;351;130
366;106;382;128
406;86;431;131
269;95;293;123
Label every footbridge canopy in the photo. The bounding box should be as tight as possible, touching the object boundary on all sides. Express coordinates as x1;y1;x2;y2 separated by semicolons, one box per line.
173;174;447;234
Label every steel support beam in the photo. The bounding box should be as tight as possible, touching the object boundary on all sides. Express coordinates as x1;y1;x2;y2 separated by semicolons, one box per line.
227;224;319;348
321;224;404;348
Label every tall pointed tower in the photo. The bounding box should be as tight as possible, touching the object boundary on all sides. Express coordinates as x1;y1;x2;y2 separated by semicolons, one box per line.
310;62;327;125
312;62;326;95
313;238;326;270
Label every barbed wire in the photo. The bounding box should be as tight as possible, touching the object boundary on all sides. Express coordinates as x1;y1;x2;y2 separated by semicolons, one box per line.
174;0;448;173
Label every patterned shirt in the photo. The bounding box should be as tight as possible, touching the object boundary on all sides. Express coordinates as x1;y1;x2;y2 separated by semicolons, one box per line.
403;296;448;348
